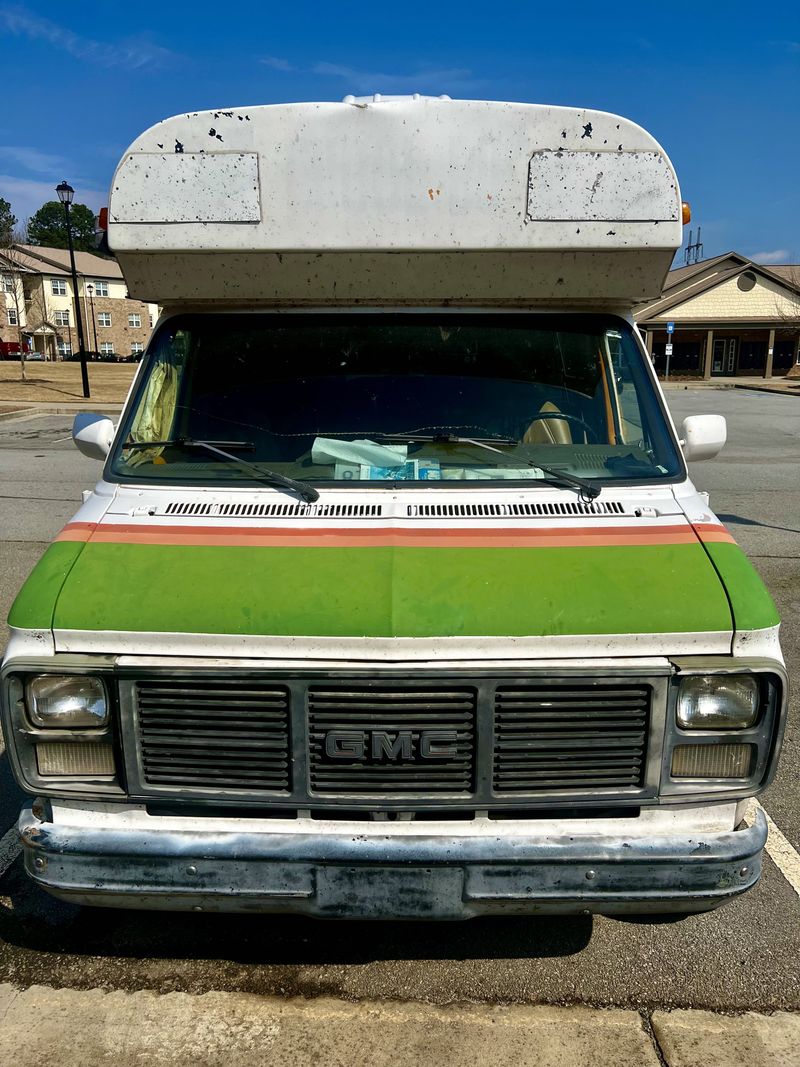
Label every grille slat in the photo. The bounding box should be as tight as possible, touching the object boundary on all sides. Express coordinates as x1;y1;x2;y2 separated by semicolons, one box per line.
307;685;477;796
136;680;290;792
493;684;650;794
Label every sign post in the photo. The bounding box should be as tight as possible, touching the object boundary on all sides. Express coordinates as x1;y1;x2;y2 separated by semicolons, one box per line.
665;322;675;380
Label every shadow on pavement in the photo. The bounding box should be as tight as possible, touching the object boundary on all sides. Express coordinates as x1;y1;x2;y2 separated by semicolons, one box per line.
0;860;593;970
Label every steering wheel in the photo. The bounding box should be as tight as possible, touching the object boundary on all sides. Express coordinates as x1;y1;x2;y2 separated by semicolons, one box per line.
527;410;600;444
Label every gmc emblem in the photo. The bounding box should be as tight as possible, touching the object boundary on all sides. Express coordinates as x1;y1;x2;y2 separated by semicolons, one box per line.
324;730;458;761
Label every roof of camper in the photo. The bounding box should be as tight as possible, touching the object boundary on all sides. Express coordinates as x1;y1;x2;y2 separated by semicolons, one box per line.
107;97;683;306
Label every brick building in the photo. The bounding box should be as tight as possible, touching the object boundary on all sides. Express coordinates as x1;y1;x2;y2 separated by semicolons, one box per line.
0;244;158;360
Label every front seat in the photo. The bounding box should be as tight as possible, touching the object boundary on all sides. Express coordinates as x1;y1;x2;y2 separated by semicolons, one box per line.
523;401;573;445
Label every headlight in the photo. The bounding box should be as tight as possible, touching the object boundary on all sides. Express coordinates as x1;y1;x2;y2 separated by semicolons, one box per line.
26;675;108;728
677;674;759;730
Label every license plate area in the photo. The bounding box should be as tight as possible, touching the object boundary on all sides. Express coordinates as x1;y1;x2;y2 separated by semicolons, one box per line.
315;865;465;919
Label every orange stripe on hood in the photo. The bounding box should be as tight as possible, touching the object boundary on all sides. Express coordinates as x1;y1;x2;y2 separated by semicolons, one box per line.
53;519;732;550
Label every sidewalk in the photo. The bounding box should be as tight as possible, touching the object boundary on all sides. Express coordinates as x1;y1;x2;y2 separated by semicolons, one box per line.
660;375;800;396
0;985;796;1066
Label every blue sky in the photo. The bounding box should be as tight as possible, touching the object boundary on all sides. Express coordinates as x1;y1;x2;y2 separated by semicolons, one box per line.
1;0;798;265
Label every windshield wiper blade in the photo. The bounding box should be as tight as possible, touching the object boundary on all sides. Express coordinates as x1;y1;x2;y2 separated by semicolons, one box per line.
122;438;320;504
373;433;600;500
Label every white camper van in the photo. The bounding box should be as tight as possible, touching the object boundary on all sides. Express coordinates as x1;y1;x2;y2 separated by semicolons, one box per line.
2;97;786;918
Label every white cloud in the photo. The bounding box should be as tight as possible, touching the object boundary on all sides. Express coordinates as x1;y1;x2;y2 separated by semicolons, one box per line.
0;174;106;224
750;249;790;264
311;61;477;95
261;55;294;71
0;146;68;174
0;6;176;70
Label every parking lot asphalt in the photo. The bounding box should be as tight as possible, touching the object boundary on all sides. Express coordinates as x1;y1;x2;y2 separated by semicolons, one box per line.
0;392;798;1012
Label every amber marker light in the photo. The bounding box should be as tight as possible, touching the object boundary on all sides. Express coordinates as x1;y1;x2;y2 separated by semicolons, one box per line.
682;202;692;225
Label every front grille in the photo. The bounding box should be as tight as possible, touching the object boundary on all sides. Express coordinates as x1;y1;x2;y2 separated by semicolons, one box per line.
307;685;477;795
493;683;650;793
135;680;291;791
126;675;655;805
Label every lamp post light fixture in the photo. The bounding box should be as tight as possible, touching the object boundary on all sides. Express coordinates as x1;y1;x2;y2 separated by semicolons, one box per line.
56;180;90;398
86;283;100;355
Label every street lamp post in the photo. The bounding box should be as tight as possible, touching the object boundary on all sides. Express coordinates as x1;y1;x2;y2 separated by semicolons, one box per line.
56;181;90;398
86;283;99;354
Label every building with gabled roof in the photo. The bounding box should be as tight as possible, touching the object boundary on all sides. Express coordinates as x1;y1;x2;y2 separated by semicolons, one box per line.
1;244;158;360
635;252;800;378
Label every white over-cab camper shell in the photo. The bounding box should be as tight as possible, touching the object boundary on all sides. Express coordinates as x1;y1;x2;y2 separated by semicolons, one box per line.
2;98;786;919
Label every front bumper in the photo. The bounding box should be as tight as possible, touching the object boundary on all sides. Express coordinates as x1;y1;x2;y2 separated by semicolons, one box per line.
18;805;768;918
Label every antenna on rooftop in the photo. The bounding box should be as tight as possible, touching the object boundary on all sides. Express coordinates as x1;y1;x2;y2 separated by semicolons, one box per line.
684;226;703;265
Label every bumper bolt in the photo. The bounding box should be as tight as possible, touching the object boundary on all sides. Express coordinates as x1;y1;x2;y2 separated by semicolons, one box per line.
739;866;750;878
186;865;198;876
33;856;46;871
585;870;596;881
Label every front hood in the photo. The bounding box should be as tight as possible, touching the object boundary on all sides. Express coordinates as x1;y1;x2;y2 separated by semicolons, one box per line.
9;486;778;659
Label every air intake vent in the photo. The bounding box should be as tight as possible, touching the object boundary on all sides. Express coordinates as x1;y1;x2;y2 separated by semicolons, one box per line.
135;679;291;792
407;501;626;518
493;683;650;794
163;501;383;518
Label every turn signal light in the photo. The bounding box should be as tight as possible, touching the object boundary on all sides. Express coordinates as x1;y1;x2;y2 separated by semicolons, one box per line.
671;743;753;779
682;202;691;225
35;742;115;777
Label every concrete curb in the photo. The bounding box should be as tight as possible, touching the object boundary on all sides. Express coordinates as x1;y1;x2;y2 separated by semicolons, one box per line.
0;404;123;420
0;984;798;1066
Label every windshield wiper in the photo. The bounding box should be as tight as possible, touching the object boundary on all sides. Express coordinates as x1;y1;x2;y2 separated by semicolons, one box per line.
373;433;600;500
122;438;320;504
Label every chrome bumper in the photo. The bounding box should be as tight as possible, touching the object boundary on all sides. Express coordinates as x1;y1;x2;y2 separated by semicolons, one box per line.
18;805;768;918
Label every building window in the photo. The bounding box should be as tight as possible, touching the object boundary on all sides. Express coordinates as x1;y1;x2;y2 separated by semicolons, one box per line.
98;312;112;327
128;313;141;328
149;314;154;328
8;308;18;326
1;276;13;293
51;279;67;295
93;280;109;297
57;340;72;357
131;342;144;354
53;310;70;326
99;342;115;355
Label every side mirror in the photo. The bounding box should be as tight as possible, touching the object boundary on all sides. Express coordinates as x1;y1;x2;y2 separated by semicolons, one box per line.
680;414;726;462
72;414;115;460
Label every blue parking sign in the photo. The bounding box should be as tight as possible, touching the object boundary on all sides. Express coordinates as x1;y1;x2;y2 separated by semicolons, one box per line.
666;321;675;334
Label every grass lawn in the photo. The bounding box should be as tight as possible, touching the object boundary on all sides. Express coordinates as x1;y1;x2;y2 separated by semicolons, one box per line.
0;360;137;404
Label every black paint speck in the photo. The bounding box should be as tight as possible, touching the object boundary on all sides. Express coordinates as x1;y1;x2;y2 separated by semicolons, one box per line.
607;230;616;236
209;128;216;136
561;129;567;139
581;123;593;139
618;144;623;151
174;139;184;154
157;143;164;149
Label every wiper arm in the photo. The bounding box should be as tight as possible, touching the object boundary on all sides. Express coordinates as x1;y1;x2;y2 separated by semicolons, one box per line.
122;438;320;504
374;433;600;500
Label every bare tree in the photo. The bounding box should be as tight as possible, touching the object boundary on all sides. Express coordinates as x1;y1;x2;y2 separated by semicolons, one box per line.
772;267;800;378
0;234;30;381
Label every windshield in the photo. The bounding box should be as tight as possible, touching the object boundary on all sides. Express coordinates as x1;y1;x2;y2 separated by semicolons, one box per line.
110;313;682;488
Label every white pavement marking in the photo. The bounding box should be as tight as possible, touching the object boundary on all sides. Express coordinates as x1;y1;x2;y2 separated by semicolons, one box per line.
0;826;21;879
747;798;800;899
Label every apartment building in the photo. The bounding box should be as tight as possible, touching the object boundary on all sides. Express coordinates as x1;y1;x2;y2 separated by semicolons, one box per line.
0;244;158;360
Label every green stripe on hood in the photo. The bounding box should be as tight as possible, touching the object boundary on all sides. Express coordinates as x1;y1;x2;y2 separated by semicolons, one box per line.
10;539;738;638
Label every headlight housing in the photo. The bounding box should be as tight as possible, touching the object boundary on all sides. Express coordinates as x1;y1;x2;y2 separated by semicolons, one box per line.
676;674;759;730
26;675;108;728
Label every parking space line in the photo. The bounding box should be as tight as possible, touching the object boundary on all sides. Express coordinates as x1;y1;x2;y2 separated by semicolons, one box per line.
0;826;21;880
747;799;800;898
